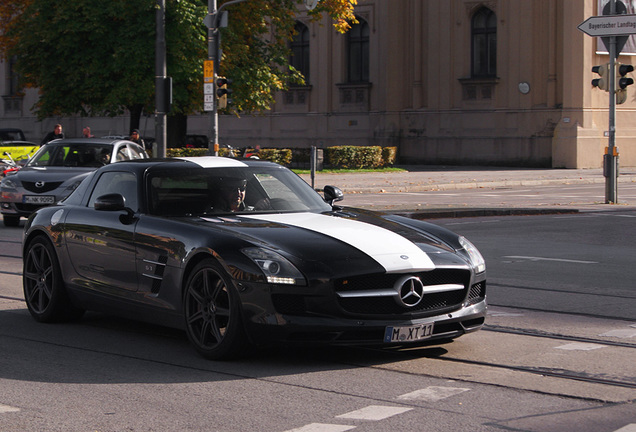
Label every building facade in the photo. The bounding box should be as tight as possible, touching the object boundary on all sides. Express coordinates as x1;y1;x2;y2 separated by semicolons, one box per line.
2;0;635;168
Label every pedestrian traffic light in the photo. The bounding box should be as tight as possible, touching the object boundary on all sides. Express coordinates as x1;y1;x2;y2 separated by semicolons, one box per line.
216;77;232;109
616;63;634;104
592;63;611;91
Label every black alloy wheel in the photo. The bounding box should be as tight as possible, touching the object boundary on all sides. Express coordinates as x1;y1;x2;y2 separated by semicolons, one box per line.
23;236;84;322
183;259;248;360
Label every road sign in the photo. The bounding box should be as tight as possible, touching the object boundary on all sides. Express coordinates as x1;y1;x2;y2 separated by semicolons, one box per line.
204;60;214;83
578;14;636;37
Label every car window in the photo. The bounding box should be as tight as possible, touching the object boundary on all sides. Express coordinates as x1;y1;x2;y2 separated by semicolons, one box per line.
88;171;138;211
126;144;147;159
147;166;331;217
29;144;114;167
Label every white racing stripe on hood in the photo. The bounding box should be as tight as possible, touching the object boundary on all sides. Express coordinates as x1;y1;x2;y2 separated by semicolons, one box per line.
242;212;435;273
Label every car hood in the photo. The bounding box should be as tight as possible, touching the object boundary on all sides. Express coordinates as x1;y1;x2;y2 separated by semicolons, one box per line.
13;167;95;183
199;209;469;276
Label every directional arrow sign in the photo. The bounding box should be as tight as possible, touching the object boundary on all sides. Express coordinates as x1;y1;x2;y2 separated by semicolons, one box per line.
578;14;636;37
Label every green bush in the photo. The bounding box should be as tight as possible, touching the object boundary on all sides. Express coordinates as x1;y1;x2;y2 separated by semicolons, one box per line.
166;148;208;157
326;145;384;169
258;148;293;165
382;147;397;166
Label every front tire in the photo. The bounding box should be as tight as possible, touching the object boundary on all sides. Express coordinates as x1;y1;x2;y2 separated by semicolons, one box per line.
23;236;84;322
183;259;248;360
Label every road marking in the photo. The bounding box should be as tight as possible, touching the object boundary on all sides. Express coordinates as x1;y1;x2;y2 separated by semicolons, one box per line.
614;425;636;432
503;256;598;264
397;386;470;402
0;403;20;413
284;424;355;432
555;343;605;351
600;328;636;338
336;405;412;421
488;310;525;317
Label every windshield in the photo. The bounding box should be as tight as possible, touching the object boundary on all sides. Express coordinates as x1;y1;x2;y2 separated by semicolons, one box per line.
148;165;332;217
28;143;113;168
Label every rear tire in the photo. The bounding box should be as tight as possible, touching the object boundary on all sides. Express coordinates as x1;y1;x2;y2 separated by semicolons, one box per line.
3;215;20;227
183;259;249;360
23;236;84;322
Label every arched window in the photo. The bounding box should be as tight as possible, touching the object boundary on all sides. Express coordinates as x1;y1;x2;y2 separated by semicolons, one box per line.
346;17;369;83
290;21;310;82
471;8;497;77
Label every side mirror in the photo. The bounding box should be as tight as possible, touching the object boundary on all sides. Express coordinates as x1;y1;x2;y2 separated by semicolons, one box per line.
95;193;126;211
323;185;344;206
95;193;136;222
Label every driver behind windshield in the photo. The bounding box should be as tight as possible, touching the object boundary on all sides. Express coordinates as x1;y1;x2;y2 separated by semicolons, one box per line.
218;177;247;212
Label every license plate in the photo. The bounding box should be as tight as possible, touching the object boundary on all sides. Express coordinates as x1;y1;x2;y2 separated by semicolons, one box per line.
23;195;55;204
384;323;434;343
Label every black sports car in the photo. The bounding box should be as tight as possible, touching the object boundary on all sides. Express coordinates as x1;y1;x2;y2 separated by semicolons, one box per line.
22;157;487;359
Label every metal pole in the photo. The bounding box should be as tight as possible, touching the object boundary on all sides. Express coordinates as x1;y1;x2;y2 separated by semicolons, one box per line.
606;0;618;203
155;0;167;158
207;0;218;156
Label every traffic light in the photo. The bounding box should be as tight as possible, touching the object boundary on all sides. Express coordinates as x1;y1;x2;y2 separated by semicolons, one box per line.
592;63;611;91
616;63;634;104
216;77;232;109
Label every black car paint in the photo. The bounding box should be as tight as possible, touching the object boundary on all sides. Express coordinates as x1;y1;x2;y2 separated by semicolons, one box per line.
24;159;486;350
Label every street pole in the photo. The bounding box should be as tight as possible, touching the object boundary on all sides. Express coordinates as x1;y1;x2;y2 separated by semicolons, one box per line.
155;0;167;158
207;0;219;156
606;0;618;203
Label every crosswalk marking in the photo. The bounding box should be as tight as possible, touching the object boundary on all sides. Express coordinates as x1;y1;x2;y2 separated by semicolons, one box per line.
397;386;470;402
0;403;20;413
614;425;636;432
600;328;636;338
284;424;356;432
336;405;412;421
555;342;605;351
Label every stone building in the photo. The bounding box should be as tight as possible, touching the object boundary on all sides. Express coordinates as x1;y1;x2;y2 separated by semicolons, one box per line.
2;0;635;168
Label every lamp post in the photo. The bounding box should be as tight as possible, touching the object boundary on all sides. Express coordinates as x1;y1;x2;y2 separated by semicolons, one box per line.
155;0;167;158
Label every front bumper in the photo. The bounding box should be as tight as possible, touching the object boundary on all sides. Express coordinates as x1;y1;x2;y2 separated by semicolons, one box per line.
238;276;487;347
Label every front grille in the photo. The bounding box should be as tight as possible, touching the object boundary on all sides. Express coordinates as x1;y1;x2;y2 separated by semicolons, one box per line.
22;181;63;193
467;281;486;304
335;269;471;317
337;289;467;315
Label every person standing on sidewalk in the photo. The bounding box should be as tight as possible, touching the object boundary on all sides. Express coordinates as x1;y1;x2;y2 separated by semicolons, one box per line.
129;129;146;150
41;124;64;144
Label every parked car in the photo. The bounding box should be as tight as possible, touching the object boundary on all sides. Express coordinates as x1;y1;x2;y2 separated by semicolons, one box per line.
0;128;27;142
21;157;487;360
1;141;39;177
1;138;147;227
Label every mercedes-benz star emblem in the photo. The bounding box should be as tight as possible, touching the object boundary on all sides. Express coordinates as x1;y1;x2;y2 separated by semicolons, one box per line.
394;275;425;307
35;181;45;188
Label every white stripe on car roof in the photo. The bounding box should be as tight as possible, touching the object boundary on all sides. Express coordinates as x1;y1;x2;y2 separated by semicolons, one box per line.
242;212;435;273
175;156;248;168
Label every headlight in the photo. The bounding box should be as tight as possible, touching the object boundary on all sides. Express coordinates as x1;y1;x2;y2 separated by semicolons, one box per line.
1;177;18;189
459;236;486;274
242;247;306;285
65;180;83;192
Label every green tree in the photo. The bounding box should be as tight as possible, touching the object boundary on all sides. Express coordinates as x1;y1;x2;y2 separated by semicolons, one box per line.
0;0;355;130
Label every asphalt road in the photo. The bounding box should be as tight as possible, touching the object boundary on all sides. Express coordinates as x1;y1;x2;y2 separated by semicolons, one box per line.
0;181;635;431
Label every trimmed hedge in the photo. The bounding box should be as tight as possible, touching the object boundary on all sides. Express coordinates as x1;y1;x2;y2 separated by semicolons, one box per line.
325;145;396;169
164;146;396;169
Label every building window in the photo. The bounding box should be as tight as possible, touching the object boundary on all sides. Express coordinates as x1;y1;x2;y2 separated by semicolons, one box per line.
3;55;23;113
346;17;369;83
471;7;497;78
290;21;310;83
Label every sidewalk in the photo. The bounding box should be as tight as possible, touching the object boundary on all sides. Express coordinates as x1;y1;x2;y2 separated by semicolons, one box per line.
298;166;636;216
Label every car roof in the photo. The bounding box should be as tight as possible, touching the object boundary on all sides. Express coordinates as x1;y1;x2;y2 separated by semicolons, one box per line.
0;140;37;146
97;156;280;175
43;138;136;146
